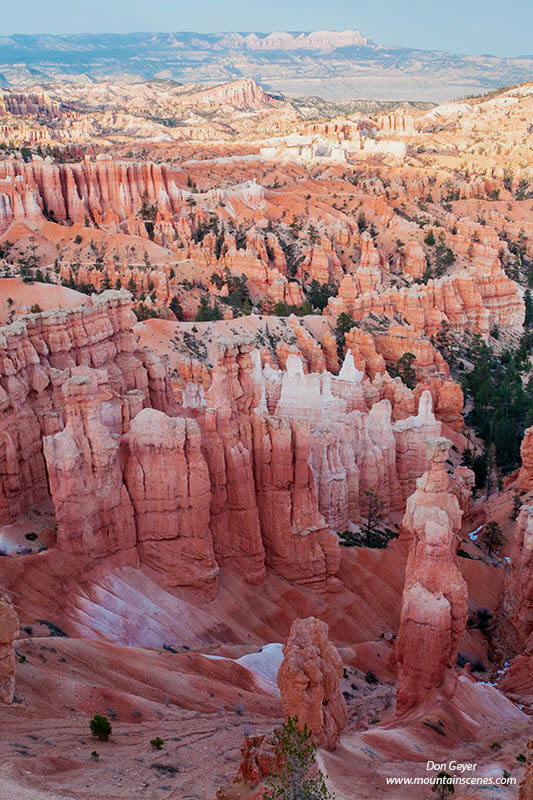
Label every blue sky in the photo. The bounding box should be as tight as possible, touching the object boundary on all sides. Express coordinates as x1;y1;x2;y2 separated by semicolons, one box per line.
2;0;532;57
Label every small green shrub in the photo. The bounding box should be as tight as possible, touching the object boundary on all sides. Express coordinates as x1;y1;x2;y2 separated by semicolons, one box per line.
150;737;164;750
90;714;112;741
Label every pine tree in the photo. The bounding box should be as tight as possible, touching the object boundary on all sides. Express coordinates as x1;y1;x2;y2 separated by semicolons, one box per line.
90;714;112;742
361;489;387;545
511;491;522;521
169;296;183;320
263;716;335;800
432;771;454;799
525;289;533;328
482;521;505;556
485;442;497;500
395;352;417;389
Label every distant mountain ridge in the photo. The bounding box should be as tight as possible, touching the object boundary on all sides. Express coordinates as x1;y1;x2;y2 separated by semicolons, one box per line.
211;30;372;50
0;30;372;51
0;30;532;102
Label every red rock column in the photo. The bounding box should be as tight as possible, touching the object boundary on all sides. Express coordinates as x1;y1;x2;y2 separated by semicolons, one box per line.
277;617;347;751
123;408;219;597
252;415;340;590
517;425;533;490
395;437;468;714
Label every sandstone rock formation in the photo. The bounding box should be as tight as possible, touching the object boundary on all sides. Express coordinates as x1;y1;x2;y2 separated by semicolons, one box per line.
395;437;469;714
216;733;280;799
517;425;533;490
403;240;426;279
0;74;533;800
0;594;19;704
36;326;337;593
176;78;280;110
43;368;137;558
277;617;347;750
199;342;268;586
0;290;174;526
124;408;219;595
0;157;186;234
252;413;339;590
500;504;533;653
1;286;472;604
271;351;441;523
328;260;524;339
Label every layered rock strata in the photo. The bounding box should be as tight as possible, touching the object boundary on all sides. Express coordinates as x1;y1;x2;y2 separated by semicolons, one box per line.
0;290;174;526
1;293;461;599
517;425;533;490
43;368;136;558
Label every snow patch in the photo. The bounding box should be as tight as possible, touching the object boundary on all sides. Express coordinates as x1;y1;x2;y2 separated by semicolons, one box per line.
468;525;482;542
202;643;283;696
237;643;283;687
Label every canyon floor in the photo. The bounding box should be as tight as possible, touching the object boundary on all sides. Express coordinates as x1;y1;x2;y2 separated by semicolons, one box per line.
0;531;529;799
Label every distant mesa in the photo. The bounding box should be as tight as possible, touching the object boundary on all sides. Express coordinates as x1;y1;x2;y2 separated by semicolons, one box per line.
211;30;373;51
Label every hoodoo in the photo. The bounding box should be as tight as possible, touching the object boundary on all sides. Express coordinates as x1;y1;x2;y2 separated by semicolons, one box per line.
277;616;347;750
395;437;470;714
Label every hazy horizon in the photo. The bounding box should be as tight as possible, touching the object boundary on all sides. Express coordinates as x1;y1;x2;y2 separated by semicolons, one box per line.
1;0;532;59
2;29;533;60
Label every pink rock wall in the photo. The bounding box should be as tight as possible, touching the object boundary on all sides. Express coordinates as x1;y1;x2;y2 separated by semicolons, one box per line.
2;294;470;602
